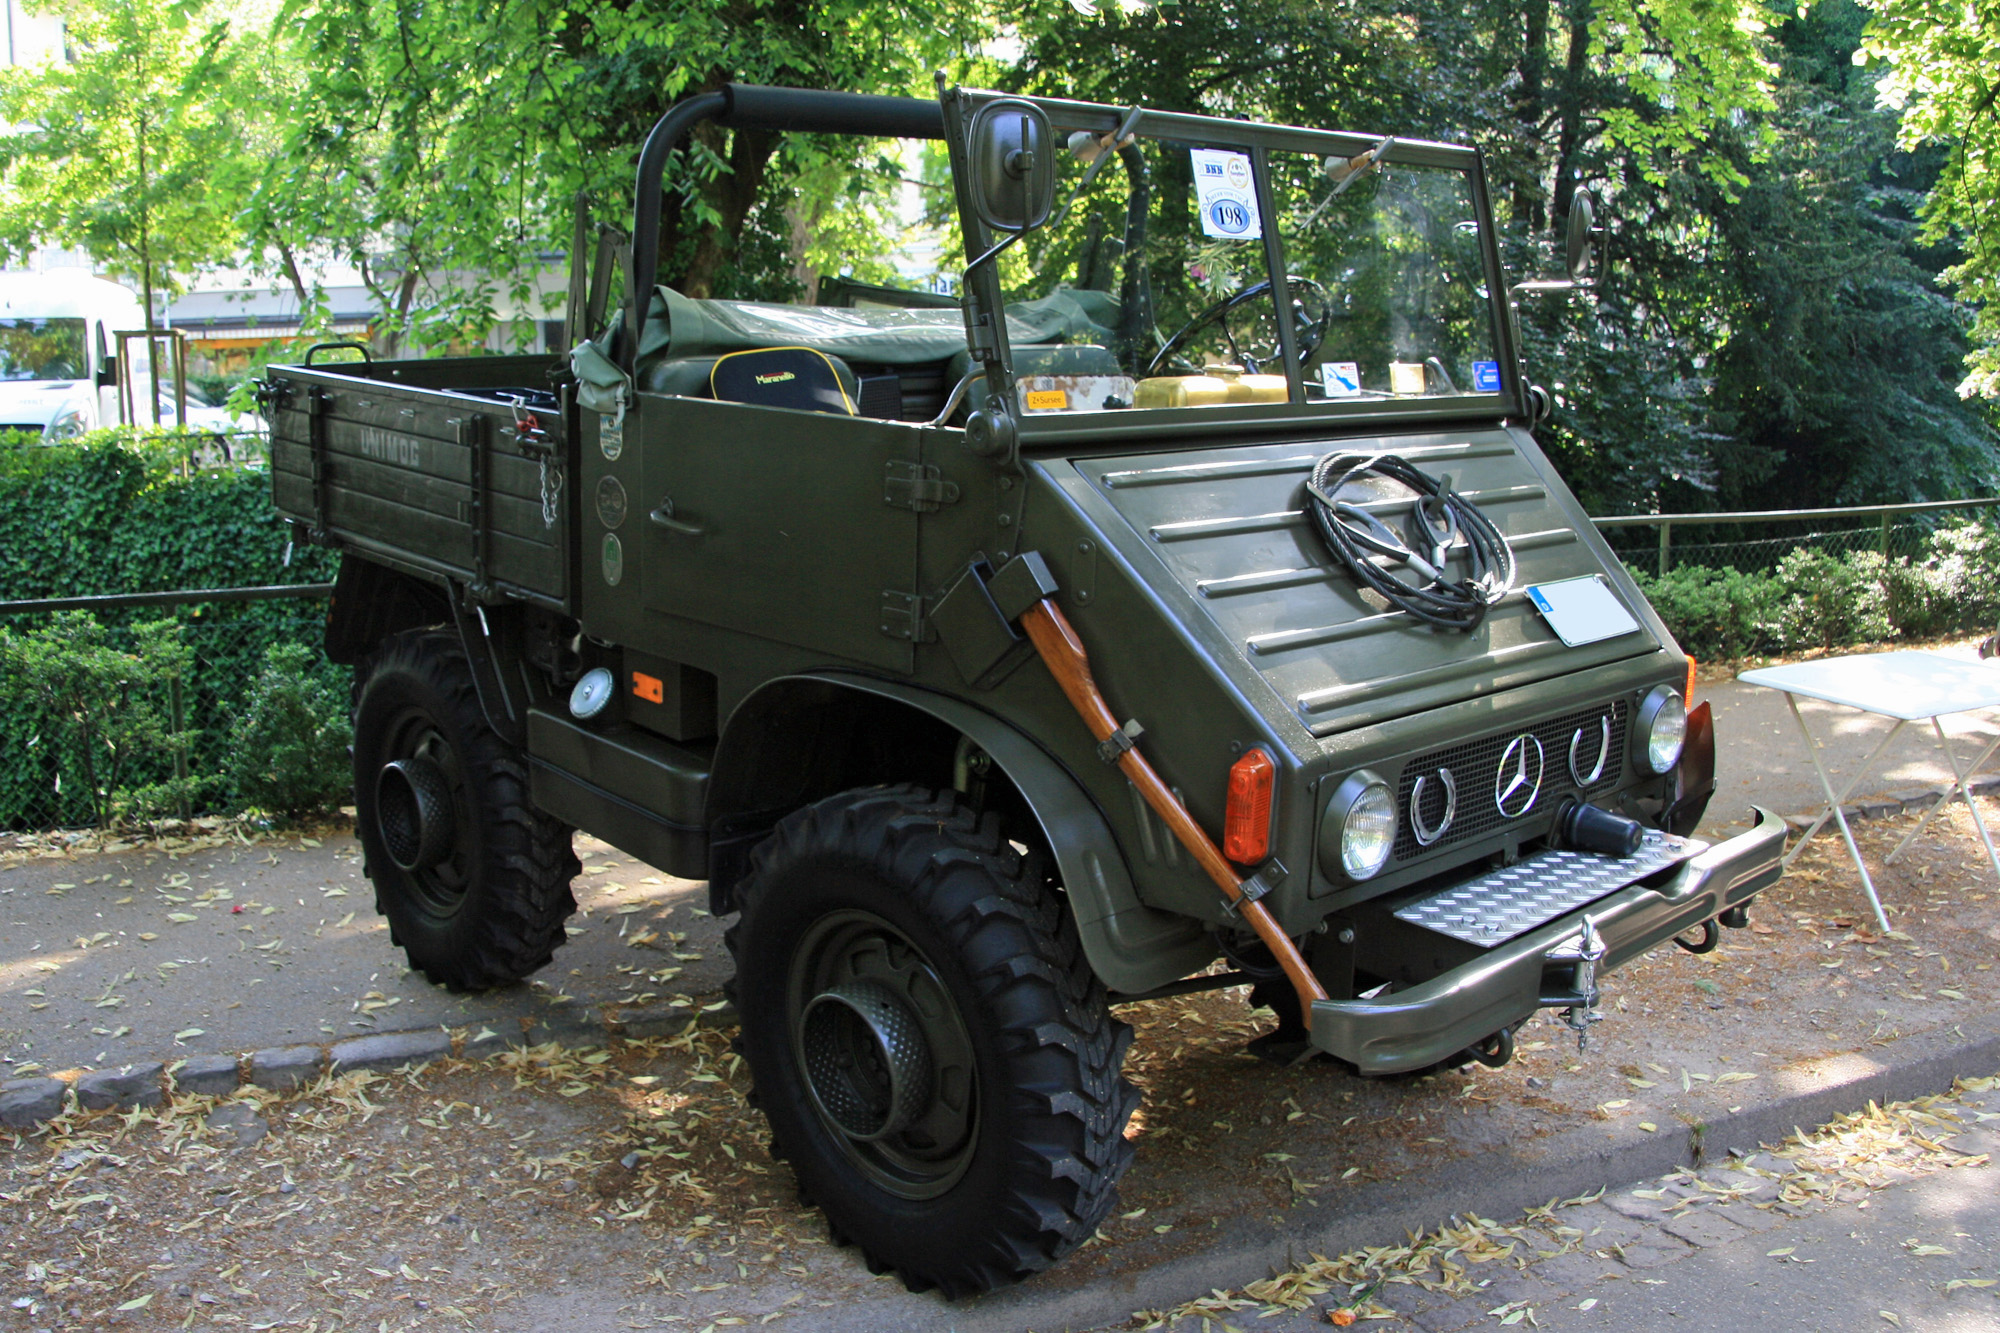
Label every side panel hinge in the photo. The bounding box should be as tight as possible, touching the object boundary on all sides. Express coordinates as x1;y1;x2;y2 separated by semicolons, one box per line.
879;590;938;643
965;309;999;361
883;459;961;512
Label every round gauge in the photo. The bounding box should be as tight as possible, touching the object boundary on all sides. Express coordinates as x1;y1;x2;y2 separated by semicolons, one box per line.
601;532;624;586
596;474;628;529
568;667;616;720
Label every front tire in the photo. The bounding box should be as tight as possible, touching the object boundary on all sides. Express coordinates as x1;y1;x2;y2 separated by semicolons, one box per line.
352;628;579;989
727;785;1138;1297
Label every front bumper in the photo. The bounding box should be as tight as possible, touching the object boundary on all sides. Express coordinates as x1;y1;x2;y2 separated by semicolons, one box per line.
1309;807;1787;1074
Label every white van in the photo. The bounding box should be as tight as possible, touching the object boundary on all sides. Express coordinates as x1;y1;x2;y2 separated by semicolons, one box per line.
0;270;144;439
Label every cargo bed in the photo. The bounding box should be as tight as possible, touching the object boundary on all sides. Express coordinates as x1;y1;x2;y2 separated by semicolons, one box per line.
268;354;573;611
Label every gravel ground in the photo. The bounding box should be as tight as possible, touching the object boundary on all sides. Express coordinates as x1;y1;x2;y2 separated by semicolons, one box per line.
3;800;2000;1331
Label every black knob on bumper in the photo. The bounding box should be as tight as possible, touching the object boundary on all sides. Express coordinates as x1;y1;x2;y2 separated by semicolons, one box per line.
1558;800;1644;857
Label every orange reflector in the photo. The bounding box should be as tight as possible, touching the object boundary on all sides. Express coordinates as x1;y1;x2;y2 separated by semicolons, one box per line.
631;671;664;704
1222;748;1276;864
1685;654;1697;705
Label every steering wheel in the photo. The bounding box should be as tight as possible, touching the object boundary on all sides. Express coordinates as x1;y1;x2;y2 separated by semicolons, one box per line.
1146;276;1330;378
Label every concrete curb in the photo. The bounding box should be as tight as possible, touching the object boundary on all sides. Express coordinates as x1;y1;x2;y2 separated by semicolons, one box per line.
1787;773;2000;834
0;997;735;1132
959;1009;2000;1333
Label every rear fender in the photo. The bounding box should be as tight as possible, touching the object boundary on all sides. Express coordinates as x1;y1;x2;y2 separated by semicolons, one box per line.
329;556;527;748
707;672;1213;995
325;556;451;666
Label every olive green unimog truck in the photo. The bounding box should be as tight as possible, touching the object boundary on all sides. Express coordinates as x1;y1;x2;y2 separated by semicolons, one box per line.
265;81;1786;1296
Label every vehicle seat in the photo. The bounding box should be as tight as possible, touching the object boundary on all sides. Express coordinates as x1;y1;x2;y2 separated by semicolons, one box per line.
641;347;862;417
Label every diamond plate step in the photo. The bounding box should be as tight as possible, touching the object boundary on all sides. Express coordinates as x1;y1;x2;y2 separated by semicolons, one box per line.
1394;831;1707;947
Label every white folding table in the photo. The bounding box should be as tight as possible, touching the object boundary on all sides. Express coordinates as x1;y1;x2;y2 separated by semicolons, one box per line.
1737;649;2000;931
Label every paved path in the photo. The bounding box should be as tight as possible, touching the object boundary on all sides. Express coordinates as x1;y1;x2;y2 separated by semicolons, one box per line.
0;832;724;1077
1104;1077;2000;1333
1520;1155;2000;1333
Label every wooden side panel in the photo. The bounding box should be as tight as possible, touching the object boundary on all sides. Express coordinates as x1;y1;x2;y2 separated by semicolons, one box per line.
268;362;571;606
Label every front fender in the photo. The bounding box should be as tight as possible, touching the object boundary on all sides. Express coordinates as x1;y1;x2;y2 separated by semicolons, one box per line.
710;671;1213;995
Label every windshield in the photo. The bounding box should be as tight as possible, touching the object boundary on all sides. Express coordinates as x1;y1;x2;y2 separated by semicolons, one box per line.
985;111;1504;422
0;318;87;382
1271;151;1500;402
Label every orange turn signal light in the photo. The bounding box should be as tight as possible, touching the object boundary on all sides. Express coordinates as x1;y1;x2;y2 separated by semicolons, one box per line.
1222;747;1276;864
1685;654;1697;705
631;671;664;704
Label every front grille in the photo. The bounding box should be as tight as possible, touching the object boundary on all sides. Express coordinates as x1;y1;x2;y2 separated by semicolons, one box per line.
1393;699;1629;861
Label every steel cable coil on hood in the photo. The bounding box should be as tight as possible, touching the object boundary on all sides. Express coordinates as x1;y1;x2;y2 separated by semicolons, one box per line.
1304;452;1516;632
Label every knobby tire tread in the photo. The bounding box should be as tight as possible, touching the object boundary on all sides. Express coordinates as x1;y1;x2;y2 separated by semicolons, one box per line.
354;629;579;990
726;784;1138;1298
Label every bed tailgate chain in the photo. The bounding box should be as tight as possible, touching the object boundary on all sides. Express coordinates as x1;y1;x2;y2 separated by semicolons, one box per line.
507;396;564;529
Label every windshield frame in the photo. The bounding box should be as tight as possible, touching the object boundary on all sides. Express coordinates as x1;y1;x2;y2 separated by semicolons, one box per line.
943;89;1522;445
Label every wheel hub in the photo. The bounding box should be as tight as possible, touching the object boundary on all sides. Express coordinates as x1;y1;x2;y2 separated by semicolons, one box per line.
800;980;934;1141
376;756;455;872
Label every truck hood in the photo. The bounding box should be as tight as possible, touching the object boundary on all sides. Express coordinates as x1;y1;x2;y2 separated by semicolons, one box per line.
0;380;87;429
1070;426;1663;738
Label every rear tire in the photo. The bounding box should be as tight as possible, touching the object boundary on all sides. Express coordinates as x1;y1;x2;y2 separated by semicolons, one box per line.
726;785;1138;1297
352;628;579;989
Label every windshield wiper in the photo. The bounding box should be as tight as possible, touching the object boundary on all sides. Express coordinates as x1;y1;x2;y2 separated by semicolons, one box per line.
1047;106;1144;229
1299;134;1397;230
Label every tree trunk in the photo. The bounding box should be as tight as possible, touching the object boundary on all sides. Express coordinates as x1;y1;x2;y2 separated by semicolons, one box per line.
678;123;776;298
136;108;162;426
1517;0;1551;233
1552;0;1592;238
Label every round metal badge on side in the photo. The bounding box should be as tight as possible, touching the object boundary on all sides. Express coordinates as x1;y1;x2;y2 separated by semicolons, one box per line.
601;532;624;586
596;474;628;529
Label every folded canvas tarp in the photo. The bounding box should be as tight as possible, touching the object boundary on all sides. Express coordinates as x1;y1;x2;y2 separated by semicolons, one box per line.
639;285;1118;366
571;286;1119;415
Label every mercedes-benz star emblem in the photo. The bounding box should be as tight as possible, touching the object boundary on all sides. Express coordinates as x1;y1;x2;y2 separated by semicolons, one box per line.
1410;767;1457;846
1494;734;1545;819
1569;715;1611;786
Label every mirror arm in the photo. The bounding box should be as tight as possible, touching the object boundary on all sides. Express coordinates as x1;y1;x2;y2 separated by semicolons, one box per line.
963;228;1026;281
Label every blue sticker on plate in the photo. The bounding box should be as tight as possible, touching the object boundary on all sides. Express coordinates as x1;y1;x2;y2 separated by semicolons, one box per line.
1473;360;1501;393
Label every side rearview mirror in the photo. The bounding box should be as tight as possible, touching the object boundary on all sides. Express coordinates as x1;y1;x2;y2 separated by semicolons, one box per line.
1566;190;1600;284
969;99;1055;234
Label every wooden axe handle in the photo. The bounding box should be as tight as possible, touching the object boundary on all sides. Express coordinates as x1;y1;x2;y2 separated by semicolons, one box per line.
1019;599;1328;1013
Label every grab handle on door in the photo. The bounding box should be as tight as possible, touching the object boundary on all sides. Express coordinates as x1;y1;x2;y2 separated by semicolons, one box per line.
648;497;704;537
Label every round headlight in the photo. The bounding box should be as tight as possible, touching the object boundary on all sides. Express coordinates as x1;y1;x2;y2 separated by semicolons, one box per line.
43;406;88;441
1320;770;1395;881
1634;685;1686;775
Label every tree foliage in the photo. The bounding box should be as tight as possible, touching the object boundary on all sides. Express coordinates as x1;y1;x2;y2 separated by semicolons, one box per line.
1860;0;2000;398
0;0;251;320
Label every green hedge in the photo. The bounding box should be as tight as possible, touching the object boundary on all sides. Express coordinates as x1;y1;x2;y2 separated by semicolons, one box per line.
1630;520;2000;660
0;433;342;829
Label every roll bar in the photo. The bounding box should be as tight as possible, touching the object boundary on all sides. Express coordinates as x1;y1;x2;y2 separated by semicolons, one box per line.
625;84;947;372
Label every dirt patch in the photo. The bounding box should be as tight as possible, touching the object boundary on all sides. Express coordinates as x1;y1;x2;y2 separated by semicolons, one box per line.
2;802;1997;1329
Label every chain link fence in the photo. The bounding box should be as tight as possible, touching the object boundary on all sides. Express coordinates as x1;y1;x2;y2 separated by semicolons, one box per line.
0;586;336;833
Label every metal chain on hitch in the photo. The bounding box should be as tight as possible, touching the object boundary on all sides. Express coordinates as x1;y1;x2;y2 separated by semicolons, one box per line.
540;455;563;529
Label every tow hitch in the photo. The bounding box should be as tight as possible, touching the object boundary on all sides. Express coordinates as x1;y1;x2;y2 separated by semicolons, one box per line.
1541;914;1606;1051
